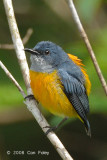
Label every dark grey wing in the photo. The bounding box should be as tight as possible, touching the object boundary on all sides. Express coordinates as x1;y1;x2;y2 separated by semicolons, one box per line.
58;69;91;136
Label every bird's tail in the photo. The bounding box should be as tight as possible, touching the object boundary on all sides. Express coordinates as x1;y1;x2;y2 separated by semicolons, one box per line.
84;120;91;137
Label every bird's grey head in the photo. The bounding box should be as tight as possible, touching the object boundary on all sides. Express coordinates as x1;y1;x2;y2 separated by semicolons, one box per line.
24;41;69;73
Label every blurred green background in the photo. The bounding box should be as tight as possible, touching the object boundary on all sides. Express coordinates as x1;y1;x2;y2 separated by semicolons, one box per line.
0;0;107;159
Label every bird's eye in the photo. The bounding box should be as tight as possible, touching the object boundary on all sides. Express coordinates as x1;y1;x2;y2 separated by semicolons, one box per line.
45;50;50;55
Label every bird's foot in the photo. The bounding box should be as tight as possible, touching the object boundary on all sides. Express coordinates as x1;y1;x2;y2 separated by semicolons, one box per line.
43;126;57;135
24;94;35;100
43;117;68;135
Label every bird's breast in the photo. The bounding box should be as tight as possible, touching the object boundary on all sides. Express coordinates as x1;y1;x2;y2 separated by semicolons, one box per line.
29;70;77;117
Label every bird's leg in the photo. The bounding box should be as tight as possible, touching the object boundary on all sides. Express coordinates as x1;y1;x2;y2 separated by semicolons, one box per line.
24;94;35;100
44;117;68;135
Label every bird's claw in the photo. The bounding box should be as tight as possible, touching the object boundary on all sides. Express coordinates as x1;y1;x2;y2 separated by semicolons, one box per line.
24;94;35;100
43;126;57;135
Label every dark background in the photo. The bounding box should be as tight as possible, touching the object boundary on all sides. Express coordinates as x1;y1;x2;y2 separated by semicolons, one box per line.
0;0;107;159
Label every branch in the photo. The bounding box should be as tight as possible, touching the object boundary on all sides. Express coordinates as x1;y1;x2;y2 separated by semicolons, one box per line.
2;0;73;159
0;61;26;98
0;28;33;50
66;0;107;96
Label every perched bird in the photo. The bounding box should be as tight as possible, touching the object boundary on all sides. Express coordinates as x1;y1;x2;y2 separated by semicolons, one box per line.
25;41;91;137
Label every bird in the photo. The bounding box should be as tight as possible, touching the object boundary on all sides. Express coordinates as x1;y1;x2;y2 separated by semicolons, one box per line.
24;41;91;137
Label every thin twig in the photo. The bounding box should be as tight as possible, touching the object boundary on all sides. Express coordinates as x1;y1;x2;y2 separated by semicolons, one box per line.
0;28;33;50
66;0;107;96
0;43;13;50
2;0;73;159
22;28;33;44
0;61;26;97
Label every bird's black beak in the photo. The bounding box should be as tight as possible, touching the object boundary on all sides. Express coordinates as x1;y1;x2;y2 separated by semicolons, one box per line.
24;48;39;55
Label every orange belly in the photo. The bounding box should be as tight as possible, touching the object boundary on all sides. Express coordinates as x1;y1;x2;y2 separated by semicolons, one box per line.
29;70;77;117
